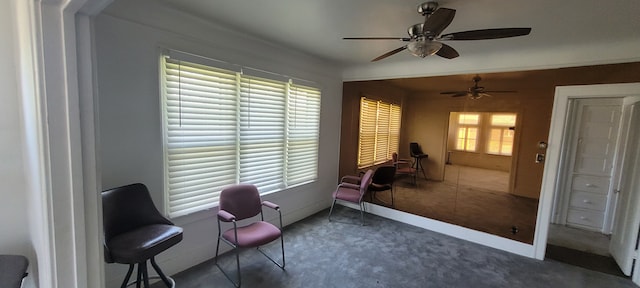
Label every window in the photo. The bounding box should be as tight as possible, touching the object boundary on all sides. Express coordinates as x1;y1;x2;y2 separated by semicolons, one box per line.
161;52;321;218
455;113;479;152
487;114;516;156
357;97;401;168
450;112;517;156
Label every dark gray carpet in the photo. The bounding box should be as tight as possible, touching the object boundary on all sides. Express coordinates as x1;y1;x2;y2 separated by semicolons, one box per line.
155;206;635;288
545;244;627;278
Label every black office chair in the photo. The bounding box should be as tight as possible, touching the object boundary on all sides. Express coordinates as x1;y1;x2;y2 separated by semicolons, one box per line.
0;254;28;288
369;166;396;207
102;183;183;288
409;142;429;180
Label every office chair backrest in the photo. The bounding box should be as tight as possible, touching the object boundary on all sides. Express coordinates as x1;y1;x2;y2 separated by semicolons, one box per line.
102;183;173;244
359;169;374;196
219;184;262;221
372;166;396;185
410;142;424;156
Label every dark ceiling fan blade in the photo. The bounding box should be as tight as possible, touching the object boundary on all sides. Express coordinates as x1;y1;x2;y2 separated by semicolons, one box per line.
372;46;407;62
441;91;468;97
343;37;411;41
423;8;456;36
435;43;459;59
439;28;531;40
483;90;517;93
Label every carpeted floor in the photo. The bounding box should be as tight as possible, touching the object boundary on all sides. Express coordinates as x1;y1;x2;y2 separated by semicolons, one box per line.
153;206;635;288
367;174;538;244
545;244;627;278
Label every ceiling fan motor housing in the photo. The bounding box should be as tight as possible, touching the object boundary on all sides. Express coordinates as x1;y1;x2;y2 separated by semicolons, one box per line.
418;1;439;16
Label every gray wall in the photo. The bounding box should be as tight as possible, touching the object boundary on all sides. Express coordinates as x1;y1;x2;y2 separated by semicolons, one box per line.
0;0;30;264
95;0;343;286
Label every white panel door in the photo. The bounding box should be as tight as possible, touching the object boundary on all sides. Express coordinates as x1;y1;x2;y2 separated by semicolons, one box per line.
564;98;622;231
610;101;640;277
573;100;621;175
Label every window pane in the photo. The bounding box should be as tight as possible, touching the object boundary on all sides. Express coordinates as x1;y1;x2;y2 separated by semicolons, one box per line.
357;98;401;168
162;57;237;217
491;114;516;126
487;113;516;155
487;128;501;154
239;76;286;192
501;129;514;155
161;54;320;218
459;113;479;125
287;84;321;186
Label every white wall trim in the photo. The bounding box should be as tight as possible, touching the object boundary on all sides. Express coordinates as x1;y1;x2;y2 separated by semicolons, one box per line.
337;202;534;258
32;0;113;287
534;82;640;260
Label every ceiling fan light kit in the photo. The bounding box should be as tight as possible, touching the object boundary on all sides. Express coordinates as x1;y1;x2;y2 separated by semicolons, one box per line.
343;1;531;62
408;39;442;58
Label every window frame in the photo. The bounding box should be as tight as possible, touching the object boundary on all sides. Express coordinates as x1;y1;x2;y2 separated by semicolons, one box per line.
455;113;480;152
486;113;516;156
357;97;401;169
160;51;321;218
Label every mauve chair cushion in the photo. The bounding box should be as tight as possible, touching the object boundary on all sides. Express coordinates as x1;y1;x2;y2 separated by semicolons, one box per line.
106;224;183;264
222;221;281;248
333;186;361;203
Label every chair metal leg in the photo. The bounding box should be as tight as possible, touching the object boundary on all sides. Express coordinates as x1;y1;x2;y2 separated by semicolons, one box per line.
136;263;143;288
215;240;241;287
256;234;286;269
215;219;242;287
359;201;365;226
390;186;394;208
328;199;337;222
150;257;175;287
140;261;150;288
120;264;135;288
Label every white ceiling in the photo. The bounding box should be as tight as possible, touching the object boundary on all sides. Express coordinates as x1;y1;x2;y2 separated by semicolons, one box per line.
155;0;640;71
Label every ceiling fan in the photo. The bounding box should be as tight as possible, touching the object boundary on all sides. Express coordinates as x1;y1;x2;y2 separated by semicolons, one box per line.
440;75;516;100
343;1;531;62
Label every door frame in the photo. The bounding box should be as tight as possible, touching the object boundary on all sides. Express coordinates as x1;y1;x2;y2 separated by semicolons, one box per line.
552;97;624;232
534;83;640;267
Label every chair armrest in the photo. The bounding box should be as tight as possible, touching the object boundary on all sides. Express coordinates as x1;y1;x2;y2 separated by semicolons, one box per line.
217;209;236;222
338;182;360;190
262;201;280;210
340;175;361;184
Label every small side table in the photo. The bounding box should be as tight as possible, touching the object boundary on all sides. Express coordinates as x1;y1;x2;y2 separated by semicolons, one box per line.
0;255;28;288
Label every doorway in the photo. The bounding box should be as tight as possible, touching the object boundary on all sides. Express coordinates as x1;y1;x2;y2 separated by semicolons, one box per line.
536;83;640;285
546;97;625;275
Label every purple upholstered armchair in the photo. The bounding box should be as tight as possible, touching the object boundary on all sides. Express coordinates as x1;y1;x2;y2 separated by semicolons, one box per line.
328;169;374;225
215;184;285;287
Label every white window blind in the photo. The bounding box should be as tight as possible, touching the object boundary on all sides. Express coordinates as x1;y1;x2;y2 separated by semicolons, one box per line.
239;75;286;192
357;97;401;168
161;53;320;218
287;84;321;186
